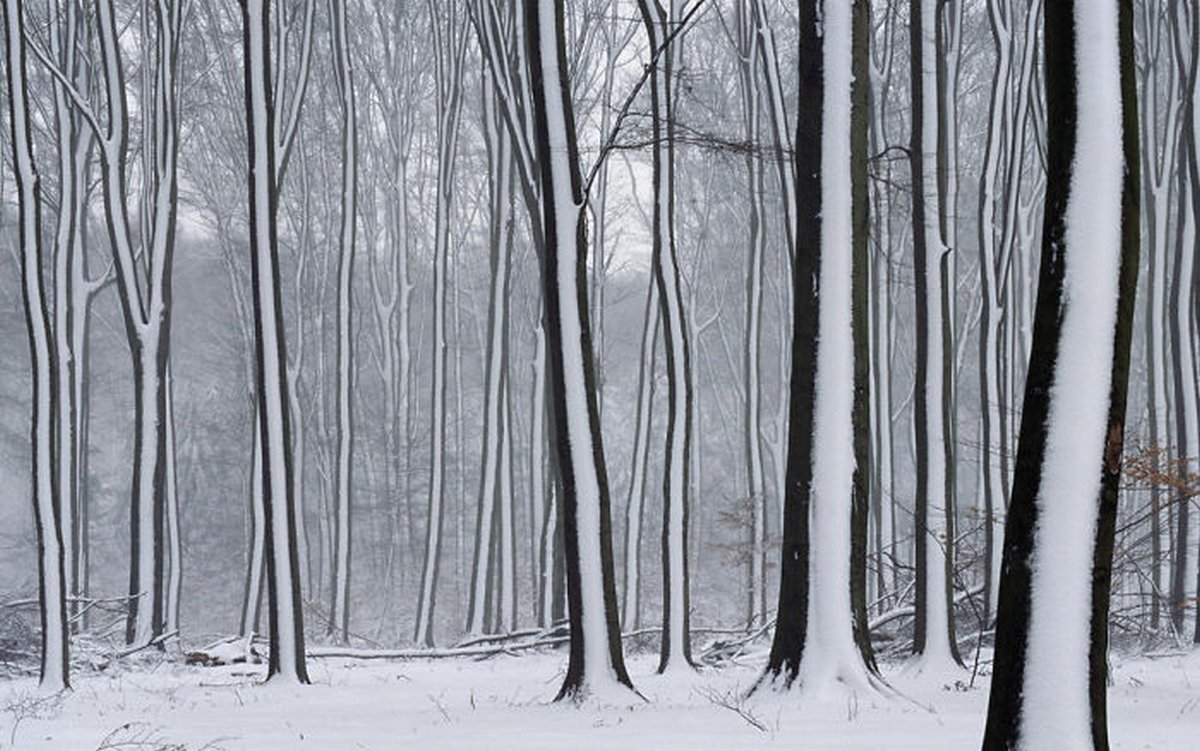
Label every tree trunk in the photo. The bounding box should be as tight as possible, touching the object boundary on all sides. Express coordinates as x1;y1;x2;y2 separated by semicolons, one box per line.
242;0;309;683
909;0;961;669
636;0;695;674
982;0;1139;744
328;0;358;645
525;0;633;701
759;0;876;693
3;0;70;689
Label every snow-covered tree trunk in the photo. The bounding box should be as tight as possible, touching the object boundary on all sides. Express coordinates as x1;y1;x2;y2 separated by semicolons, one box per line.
982;0;1139;745
524;0;633;702
3;0;69;690
242;0;309;683
908;0;961;670
759;0;877;694
1170;0;1199;639
328;0;357;645
46;0;88;629
636;0;695;675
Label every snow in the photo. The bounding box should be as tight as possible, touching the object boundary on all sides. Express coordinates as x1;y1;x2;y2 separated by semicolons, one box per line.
1021;4;1126;748
1;651;1195;749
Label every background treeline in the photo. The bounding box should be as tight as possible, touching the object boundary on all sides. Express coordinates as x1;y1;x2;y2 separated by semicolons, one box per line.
0;0;1194;664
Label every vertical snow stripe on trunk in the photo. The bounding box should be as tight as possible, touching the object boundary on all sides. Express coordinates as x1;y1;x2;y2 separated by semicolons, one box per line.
983;0;1137;746
1023;1;1125;743
525;0;632;701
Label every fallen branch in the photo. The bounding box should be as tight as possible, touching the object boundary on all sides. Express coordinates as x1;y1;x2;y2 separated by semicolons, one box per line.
869;584;985;631
308;637;570;661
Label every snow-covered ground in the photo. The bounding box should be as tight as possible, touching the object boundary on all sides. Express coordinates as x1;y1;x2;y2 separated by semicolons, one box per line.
1;650;1196;749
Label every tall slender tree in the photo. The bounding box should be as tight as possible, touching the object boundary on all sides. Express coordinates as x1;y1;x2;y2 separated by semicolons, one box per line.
636;0;695;675
982;0;1139;745
909;0;961;670
328;0;358;645
3;0;70;692
241;0;310;684
524;0;634;702
758;0;877;692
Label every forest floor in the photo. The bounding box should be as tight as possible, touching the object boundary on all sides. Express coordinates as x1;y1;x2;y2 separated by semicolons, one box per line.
0;647;1196;749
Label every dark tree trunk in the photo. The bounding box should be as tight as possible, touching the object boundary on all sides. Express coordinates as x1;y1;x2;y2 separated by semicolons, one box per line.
759;0;821;687
849;0;876;673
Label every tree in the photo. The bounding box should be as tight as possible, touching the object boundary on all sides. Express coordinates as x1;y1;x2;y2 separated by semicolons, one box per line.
1175;0;1200;646
241;0;310;684
328;0;358;645
758;0;876;693
524;0;634;702
982;0;1139;745
87;0;184;648
1168;0;1199;642
909;0;961;670
636;0;695;675
3;0;70;692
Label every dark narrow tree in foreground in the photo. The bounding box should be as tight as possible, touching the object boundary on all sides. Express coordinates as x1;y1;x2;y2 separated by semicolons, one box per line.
758;0;876;693
4;0;69;692
524;0;633;701
241;0;309;684
982;0;1138;747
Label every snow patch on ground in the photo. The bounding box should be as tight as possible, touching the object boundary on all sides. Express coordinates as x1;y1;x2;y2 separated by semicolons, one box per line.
1;651;1196;749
